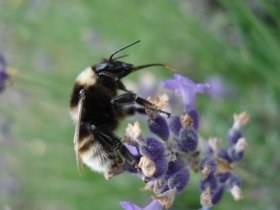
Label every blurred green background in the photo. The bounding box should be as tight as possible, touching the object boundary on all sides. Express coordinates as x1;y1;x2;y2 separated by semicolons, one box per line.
0;0;279;209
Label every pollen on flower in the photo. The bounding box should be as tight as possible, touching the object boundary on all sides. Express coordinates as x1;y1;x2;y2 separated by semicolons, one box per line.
233;138;247;153
152;188;177;209
202;164;212;180
233;112;250;130
148;94;169;109
124;121;145;145
152;179;166;194
140;180;154;192
138;155;156;177
217;158;232;173
180;114;193;128
146;94;169;118
230;185;243;201
208;137;220;154
200;186;213;208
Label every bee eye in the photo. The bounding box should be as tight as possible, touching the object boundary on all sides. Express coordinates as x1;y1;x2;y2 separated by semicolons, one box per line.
121;63;132;69
96;63;108;71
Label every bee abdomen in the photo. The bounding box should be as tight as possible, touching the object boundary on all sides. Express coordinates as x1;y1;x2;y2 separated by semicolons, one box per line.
78;135;122;174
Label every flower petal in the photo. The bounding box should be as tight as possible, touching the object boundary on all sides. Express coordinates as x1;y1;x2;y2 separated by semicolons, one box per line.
162;74;208;110
120;200;163;210
120;201;142;210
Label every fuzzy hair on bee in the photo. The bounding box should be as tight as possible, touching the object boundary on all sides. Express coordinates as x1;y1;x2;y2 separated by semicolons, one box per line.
69;40;173;179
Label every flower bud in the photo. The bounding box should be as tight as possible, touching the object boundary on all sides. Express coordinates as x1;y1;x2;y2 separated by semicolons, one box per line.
168;115;182;136
178;127;198;152
167;167;189;193
148;115;170;141
140;137;165;160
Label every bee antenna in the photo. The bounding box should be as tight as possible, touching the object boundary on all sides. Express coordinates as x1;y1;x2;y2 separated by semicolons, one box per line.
109;40;140;61
113;54;129;60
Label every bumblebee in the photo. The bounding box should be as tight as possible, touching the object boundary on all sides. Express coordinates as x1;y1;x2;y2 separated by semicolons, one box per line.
69;41;170;179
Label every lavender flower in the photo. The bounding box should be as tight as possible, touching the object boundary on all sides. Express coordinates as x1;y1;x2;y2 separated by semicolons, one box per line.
162;73;209;110
168;115;182;136
198;112;249;207
0;54;10;93
148;115;170;141
119;73;249;210
178;118;198;152
120;199;163;210
140;137;165;161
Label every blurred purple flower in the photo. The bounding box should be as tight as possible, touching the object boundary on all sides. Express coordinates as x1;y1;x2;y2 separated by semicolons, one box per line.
0;54;10;93
198;112;249;206
200;208;212;210
206;76;226;100
120;200;163;210
162;74;209;110
206;76;236;101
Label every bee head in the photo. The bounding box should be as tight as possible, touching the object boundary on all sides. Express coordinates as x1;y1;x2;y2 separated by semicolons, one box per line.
93;40;174;80
95;59;134;79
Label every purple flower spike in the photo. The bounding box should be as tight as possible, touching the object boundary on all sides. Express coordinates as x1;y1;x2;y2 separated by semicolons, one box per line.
228;129;242;146
178;127;198;152
153;158;168;179
200;173;218;192
187;109;199;130
226;175;243;201
120;199;163;210
0;54;10;93
166;159;185;177
162;73;209;110
218;149;233;163
167;167;189;193
227;174;242;188
140;137;165;160
227;148;244;162
211;187;224;205
217;172;231;183
168;115;182;136
148;115;170;141
200;157;217;179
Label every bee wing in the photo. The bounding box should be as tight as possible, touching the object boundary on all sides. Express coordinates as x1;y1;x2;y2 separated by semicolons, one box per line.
74;90;86;175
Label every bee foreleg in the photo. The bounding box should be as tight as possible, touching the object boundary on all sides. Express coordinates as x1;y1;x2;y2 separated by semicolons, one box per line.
116;80;130;92
111;93;170;117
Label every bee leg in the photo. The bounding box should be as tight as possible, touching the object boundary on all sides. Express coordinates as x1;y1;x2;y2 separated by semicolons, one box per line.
86;124;137;166
85;124;121;151
116;80;130;92
111;92;170;117
124;106;146;115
